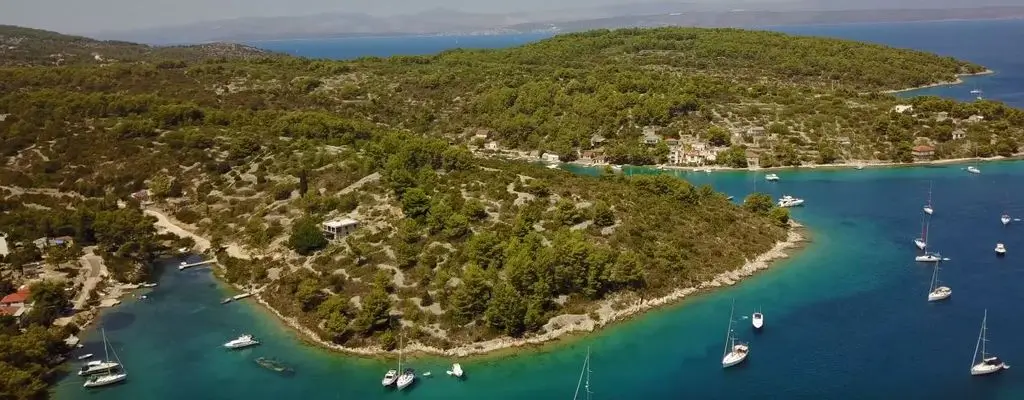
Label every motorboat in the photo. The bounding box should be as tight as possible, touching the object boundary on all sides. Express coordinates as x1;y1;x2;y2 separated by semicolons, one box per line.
178;261;188;270
381;369;399;386
547;164;559;169
223;334;260;349
971;310;1009;376
995;243;1006;256
396;368;416;390
967;166;981;174
721;301;749;368
923;206;934;215
77;353;94;360
78;360;120;376
751;309;764;330
1001;214;1011;226
765;173;780;182
915;253;942;263
140;283;157;288
777;195;804;208
446;363;464;378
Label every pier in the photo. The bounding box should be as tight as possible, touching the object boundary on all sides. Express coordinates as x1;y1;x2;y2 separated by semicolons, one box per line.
178;259;217;270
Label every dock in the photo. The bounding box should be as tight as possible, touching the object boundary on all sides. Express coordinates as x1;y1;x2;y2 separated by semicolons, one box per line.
178;259;217;270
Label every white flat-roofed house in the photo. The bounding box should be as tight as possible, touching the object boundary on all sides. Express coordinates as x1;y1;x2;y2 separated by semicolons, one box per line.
322;218;359;240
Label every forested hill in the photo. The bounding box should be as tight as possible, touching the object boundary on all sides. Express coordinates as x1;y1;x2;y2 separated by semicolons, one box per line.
0;25;274;67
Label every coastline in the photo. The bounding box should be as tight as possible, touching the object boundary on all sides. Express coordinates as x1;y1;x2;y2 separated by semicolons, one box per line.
882;68;994;94
564;154;1023;174
150;203;806;358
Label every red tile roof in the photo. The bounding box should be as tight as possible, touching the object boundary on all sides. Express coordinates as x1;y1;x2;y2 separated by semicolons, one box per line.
0;306;18;316
0;289;30;305
912;145;934;152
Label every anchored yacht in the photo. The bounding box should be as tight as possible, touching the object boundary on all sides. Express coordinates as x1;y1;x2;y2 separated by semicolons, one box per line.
223;334;260;350
777;195;804;208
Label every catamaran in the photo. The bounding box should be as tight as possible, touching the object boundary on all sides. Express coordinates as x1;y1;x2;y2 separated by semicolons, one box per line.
573;347;592;400
914;215;929;251
971;310;1009;376
751;307;764;330
927;260;951;302
922;181;934;215
721;301;749;368
82;328;127;388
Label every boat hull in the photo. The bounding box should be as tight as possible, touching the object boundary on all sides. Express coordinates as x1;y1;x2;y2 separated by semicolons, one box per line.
924;207;934;215
396;375;415;390
915;256;941;263
928;288;952;302
224;342;259;349
914;239;927;250
722;352;749;368
971;363;1007;376
78;362;120;376
83;373;127;388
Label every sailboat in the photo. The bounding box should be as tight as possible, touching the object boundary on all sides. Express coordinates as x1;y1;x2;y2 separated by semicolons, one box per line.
970;310;1009;376
923;182;934;215
914;215;928;251
573;347;592;400
83;328;127;388
721;300;749;368
915;221;942;262
926;260;951;302
395;334;415;390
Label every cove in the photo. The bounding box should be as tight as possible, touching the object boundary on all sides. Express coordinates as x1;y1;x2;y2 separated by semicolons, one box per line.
55;160;1024;399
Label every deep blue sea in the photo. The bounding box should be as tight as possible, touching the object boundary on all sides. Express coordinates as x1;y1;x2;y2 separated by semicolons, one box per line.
57;19;1024;399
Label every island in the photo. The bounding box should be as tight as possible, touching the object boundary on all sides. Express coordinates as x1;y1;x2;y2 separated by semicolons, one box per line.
0;25;1019;395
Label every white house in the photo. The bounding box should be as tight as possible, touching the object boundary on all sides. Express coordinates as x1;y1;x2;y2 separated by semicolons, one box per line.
541;153;561;163
322;218;359;240
892;105;914;114
484;141;499;151
952;129;967;140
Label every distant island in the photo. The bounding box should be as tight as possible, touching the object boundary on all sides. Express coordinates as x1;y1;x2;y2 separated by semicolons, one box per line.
1;24;1022;396
86;6;1024;44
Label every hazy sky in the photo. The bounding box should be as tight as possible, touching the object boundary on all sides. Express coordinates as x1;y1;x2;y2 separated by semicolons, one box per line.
1;0;654;33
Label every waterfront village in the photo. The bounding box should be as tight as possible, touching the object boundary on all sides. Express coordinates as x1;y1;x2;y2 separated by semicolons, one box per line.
469;103;994;168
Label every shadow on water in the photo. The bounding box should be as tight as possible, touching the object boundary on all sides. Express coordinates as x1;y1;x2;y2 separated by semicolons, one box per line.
101;312;136;331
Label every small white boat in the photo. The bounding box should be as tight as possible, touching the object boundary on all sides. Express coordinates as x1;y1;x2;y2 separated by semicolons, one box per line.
178;261;188;270
927;260;951;302
422;371;432;377
967;166;981;174
914;238;927;251
446;363;464;378
777;195;804;208
923;181;935;215
140;283;157;288
77;353;94;360
381;369;399;386
995;243;1006;255
1001;214;1011;226
547;164;559;169
232;293;252;301
751;309;764;330
971;89;983;94
223;334;260;349
971;310;1009;376
611;165;623;171
178;247;189;253
396;369;416;390
765;173;780;182
915;253;942;263
721;301;749;368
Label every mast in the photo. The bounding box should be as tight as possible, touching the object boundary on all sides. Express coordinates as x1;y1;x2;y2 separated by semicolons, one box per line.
926;181;933;208
929;260;940;292
101;328;110;363
973;310;987;367
573;347;591;400
585;347;592;400
397;333;403;372
981;310;988;359
723;300;736;358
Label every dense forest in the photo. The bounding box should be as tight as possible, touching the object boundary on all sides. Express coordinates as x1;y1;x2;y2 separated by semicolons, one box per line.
0;24;1015;371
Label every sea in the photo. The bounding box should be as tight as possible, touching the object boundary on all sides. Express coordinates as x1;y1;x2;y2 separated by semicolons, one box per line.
56;19;1024;399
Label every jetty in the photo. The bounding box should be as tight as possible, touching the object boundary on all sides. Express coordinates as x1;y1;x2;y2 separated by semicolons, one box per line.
178;259;217;270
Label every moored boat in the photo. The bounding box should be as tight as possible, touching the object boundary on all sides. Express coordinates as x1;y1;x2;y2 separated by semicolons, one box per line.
396;368;416;390
777;195;804;208
446;363;464;378
967;166;981;174
82;328;127;388
971;310;1009;376
765;173;780;182
995;243;1006;256
223;334;260;349
927;260;951;302
751;308;764;330
721;300;749;368
1001;214;1011;226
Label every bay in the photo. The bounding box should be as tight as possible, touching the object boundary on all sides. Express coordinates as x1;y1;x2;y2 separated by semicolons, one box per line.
57;20;1024;399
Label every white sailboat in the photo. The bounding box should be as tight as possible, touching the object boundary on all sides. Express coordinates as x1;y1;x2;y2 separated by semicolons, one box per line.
395;334;415;390
83;328;127;388
971;310;1009;376
573;347;592;400
721;301;749;368
923;181;934;215
926;260;951;302
914;215;928;251
915;221;942;262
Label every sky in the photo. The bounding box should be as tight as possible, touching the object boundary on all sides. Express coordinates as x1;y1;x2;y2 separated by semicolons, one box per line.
1;0;669;34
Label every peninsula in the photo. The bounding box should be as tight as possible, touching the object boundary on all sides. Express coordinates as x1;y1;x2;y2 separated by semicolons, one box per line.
0;25;1019;378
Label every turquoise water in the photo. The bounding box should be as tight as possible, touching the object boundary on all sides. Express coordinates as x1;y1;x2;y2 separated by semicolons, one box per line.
55;161;1024;399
